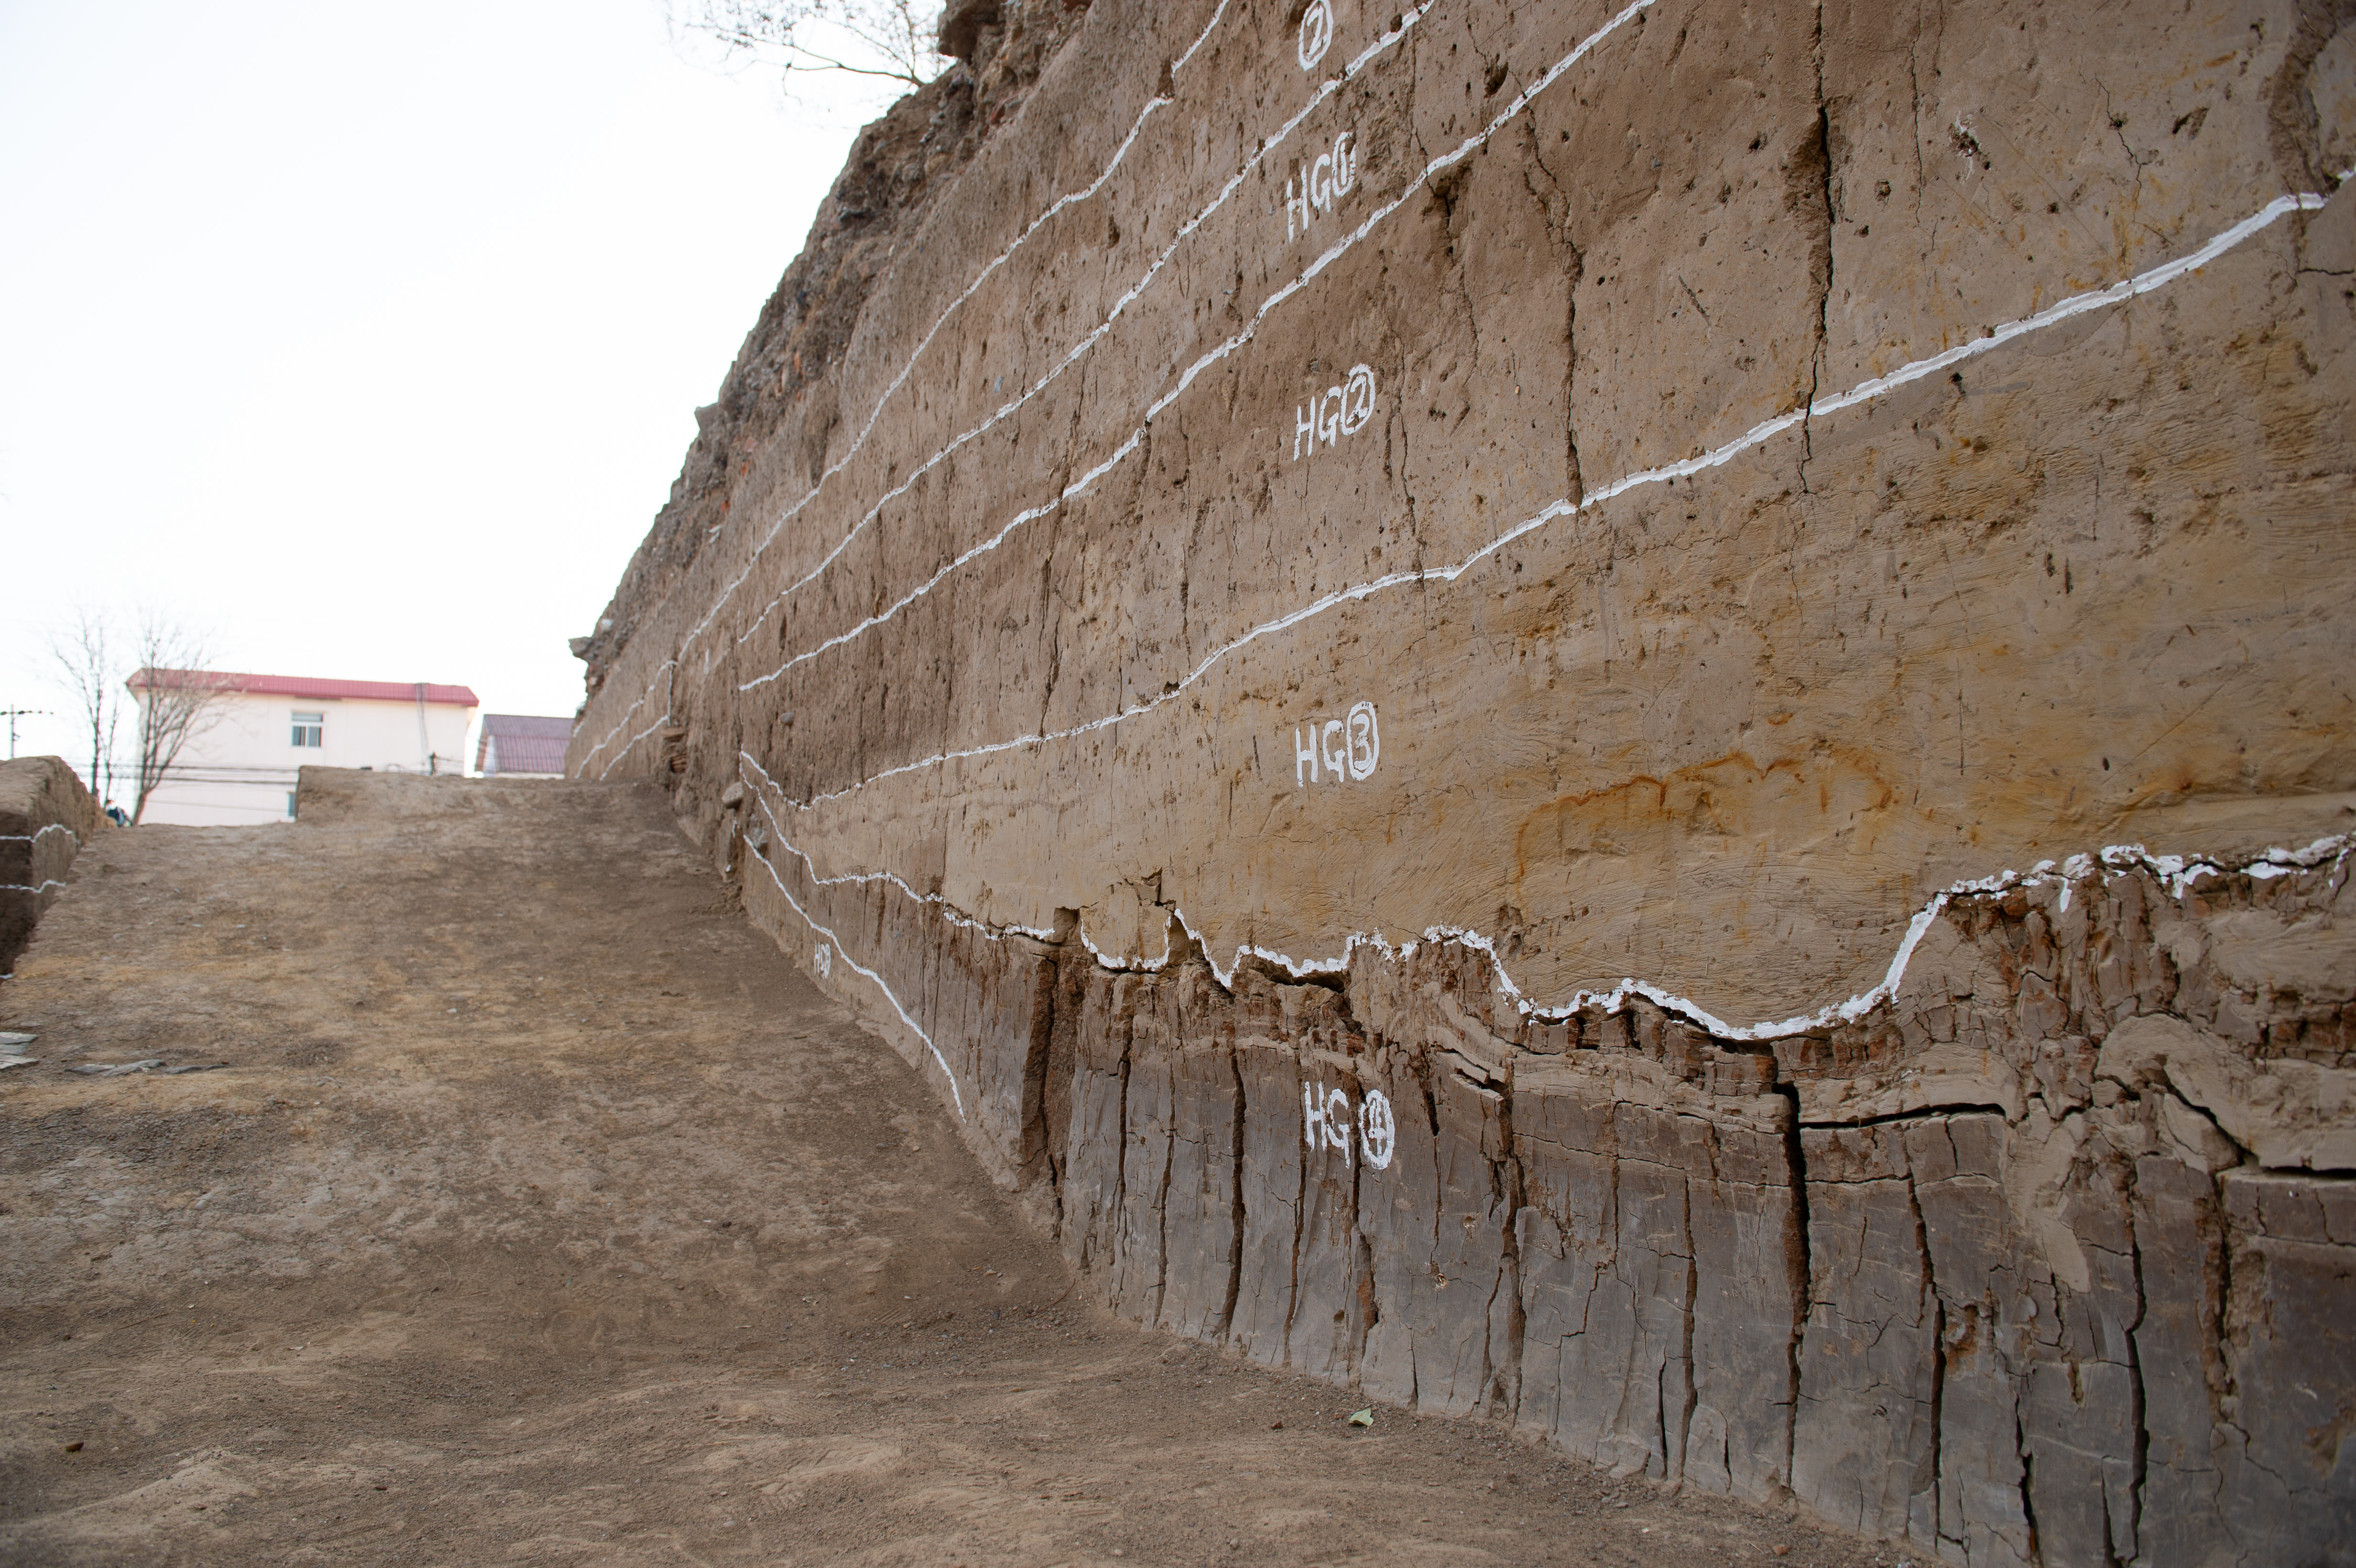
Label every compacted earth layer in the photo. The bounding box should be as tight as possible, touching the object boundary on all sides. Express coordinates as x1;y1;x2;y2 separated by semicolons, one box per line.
0;775;1884;1567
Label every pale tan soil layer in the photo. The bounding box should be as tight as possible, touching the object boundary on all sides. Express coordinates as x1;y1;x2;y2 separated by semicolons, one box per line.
0;775;1879;1567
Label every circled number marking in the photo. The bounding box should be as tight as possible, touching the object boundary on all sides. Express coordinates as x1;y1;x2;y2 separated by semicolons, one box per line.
1305;1081;1396;1169
1297;0;1333;70
1292;700;1379;786
1291;364;1378;460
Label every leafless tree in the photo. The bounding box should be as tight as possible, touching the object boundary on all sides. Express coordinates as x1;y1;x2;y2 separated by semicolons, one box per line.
666;0;949;88
48;606;124;809
125;614;233;825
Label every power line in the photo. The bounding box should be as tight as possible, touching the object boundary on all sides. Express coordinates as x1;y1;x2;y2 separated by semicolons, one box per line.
0;708;51;759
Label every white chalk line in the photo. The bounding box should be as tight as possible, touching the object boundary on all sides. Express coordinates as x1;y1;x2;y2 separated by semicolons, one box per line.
709;0;1246;549
581;658;683;781
739;0;1649;693
723;0;1407;642
735;750;2350;1054
576;659;673;778
600;0;1465;752
603;710;678;781
687;164;2356;1095
694;0;1270;643
735;0;1241;567
739;751;1059;941
580;0;1253;777
732;0;1460;681
1;824;81;847
1;822;77;896
1420;837;2354;1039
737;761;967;1118
759;174;2343;809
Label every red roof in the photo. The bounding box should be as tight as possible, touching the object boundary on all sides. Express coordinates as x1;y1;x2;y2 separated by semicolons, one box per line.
128;669;479;707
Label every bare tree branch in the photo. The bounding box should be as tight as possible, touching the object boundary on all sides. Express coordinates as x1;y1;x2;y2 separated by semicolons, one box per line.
48;606;119;807
124;614;233;825
665;0;949;91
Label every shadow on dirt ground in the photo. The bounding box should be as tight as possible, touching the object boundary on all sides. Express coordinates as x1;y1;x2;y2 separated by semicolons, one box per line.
0;774;1886;1566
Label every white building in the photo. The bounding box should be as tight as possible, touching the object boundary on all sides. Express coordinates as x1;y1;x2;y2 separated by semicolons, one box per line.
129;671;479;826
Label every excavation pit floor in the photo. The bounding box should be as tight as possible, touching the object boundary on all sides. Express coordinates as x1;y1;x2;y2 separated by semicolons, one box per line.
0;775;1884;1566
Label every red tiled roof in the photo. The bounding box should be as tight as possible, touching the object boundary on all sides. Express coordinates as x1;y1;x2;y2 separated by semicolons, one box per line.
128;669;479;707
476;714;576;776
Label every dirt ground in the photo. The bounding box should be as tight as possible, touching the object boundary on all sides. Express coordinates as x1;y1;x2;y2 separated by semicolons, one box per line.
0;775;1892;1567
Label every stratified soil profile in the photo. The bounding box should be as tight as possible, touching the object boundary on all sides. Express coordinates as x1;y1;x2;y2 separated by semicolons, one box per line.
564;2;2356;1563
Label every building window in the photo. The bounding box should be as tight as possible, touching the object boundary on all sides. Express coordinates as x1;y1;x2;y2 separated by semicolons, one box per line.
287;791;298;819
292;711;324;747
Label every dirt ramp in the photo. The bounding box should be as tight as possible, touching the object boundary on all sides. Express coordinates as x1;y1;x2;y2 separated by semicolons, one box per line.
569;0;2356;1559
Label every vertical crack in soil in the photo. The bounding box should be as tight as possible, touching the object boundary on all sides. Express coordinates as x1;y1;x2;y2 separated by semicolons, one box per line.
1910;1164;1947;1552
1023;946;1060;1196
1113;1003;1135;1289
1797;0;1836;493
2125;1189;2152;1568
1218;1036;1247;1339
1278;1071;1308;1359
1494;1066;1527;1421
1776;1080;1811;1487
1676;1126;1704;1484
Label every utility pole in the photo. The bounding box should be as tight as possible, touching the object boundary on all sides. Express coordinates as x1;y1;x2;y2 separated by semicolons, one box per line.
0;708;48;760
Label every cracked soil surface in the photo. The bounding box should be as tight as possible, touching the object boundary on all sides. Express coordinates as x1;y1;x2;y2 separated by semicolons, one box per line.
0;775;1884;1566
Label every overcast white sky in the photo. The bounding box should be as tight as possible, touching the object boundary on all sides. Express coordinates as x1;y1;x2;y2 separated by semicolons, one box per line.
0;0;896;772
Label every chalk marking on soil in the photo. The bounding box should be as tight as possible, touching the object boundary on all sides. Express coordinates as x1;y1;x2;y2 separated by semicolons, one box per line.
1375;836;2355;1038
1297;0;1334;70
739;733;2351;1045
1;825;80;846
740;777;968;1118
579;666;669;778
723;0;1440;644
719;175;2354;1032
756;174;2346;803
598;102;2351;1056
742;20;2305;698
731;0;1463;686
1290;701;1380;786
588;0;1469;773
1;879;69;895
576;0;1248;777
737;0;1651;695
608;698;680;781
586;659;683;781
722;0;1243;556
739;749;1061;941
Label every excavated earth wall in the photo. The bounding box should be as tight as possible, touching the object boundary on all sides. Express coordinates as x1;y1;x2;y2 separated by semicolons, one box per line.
568;1;2356;1561
0;757;96;978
